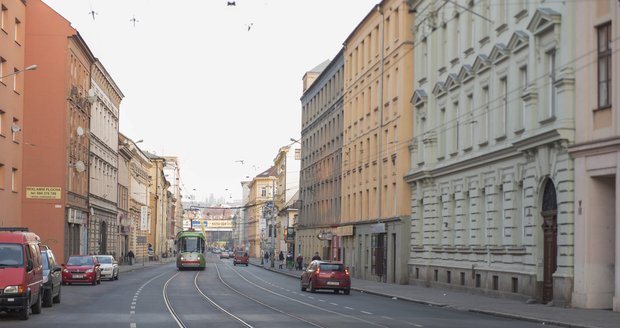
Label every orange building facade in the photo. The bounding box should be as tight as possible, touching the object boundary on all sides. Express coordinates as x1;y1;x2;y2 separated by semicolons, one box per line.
23;0;93;262
0;0;27;227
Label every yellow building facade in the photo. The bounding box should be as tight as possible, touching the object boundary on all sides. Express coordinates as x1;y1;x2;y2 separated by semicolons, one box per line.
340;0;414;283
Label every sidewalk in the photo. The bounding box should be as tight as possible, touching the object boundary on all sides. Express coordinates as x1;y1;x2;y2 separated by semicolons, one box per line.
118;257;174;274
249;258;620;328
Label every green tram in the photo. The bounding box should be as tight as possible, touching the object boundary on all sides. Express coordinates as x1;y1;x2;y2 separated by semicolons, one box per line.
175;229;206;270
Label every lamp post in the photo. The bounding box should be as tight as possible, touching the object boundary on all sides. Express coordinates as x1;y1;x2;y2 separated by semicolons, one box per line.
0;64;37;79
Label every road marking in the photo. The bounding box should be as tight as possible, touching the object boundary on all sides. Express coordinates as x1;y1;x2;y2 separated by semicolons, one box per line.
130;324;136;328
308;296;314;300
318;299;325;302
381;316;393;320
330;303;338;306
130;311;135;314
131;302;136;305
344;306;354;310
131;306;135;309
407;324;423;327
361;311;373;315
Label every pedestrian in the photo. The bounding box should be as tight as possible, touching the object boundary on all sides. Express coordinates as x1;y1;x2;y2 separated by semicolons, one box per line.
127;250;135;266
312;252;321;261
263;251;269;266
296;254;303;270
278;251;285;269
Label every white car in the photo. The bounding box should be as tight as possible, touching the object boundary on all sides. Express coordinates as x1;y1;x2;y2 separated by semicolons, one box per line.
95;255;119;281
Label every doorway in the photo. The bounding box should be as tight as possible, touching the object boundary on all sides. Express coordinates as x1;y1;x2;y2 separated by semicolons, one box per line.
541;179;558;304
100;221;108;254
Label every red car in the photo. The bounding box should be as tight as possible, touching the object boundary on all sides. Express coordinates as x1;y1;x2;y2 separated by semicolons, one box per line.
62;255;101;285
301;260;351;295
233;251;249;266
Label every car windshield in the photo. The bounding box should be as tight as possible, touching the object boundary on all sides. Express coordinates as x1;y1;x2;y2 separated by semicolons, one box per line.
319;264;344;272
96;256;112;264
41;251;50;269
235;252;246;257
0;244;24;267
67;256;93;266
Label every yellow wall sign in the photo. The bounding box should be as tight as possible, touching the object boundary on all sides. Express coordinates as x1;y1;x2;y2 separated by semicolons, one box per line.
26;187;62;199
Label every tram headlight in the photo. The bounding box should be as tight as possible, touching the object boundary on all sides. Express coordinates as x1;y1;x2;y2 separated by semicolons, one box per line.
180;256;184;261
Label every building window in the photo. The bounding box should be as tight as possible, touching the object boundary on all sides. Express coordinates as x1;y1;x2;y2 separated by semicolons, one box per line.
11;118;18;142
11;168;17;192
261;187;267;197
0;5;7;32
547;50;557;118
0;57;6;84
0;110;4;136
517;66;527;131
13;68;18;92
0;164;4;189
597;22;612;109
14;18;20;44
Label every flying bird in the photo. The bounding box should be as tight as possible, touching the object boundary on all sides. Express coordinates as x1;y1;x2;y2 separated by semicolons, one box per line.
130;15;139;27
246;23;254;31
234;160;245;165
88;10;98;20
227;1;236;6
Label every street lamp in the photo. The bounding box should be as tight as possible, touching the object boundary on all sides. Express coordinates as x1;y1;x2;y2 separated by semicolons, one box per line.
0;64;37;79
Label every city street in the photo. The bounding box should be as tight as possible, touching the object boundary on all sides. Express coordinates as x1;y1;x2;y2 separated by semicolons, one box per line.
0;254;561;328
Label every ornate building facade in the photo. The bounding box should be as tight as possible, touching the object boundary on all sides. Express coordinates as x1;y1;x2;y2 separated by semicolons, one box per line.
406;0;575;305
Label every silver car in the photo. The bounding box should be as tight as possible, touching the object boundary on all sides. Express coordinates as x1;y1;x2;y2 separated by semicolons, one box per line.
95;255;119;281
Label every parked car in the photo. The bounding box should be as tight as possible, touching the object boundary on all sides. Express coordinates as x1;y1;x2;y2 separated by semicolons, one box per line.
219;251;230;259
300;260;351;295
233;251;249;266
62;255;101;285
0;227;44;320
95;255;119;281
40;245;61;307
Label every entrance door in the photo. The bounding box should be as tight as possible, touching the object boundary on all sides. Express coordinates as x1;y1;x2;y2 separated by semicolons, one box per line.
541;180;558;304
100;221;108;254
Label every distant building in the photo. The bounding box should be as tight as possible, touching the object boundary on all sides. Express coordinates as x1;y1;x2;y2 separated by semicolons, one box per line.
245;166;276;258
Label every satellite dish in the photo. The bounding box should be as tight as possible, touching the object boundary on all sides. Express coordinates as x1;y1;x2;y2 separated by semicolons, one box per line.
11;123;21;133
76;127;84;136
74;160;86;173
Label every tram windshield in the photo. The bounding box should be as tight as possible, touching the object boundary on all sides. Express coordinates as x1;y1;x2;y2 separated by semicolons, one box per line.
178;236;205;253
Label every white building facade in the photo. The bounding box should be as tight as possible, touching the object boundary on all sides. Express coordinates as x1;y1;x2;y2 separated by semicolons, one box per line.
88;61;123;256
405;0;575;305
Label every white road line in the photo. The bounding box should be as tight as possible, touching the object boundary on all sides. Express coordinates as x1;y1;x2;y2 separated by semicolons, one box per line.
131;302;136;305
308;297;314;299
381;316;393;320
130;323;136;328
330;303;338;306
318;299;325;302
344;306;354;310
361;311;373;315
408;324;423;327
130;311;135;314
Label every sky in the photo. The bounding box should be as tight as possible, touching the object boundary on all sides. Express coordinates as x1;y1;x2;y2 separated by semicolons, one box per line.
42;0;379;202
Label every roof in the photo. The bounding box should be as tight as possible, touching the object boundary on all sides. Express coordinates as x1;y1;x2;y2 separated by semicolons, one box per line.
256;165;277;178
308;60;330;73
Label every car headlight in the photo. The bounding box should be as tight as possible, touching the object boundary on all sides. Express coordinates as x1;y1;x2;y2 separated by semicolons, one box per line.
43;275;49;284
3;285;24;294
180;256;184;261
63;268;69;273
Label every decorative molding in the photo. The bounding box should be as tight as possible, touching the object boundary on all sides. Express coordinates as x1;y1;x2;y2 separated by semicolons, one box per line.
527;8;561;36
507;30;529;53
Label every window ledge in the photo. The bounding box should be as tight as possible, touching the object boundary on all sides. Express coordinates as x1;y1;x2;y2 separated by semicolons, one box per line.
593;105;612;112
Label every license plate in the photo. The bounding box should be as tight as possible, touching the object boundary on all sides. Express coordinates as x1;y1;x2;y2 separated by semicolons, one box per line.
327;281;339;286
73;274;83;279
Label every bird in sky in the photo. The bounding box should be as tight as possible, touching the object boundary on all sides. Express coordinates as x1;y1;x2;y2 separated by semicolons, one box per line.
227;1;236;6
234;160;245;165
130;15;139;27
88;9;98;20
246;23;254;31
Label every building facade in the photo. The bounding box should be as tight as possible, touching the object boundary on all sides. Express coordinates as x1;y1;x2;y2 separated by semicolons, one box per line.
163;156;182;241
117;134;130;261
0;0;27;227
146;153;169;259
23;0;94;262
87;60;123;257
298;55;344;265
245;166;276;258
341;0;414;284
569;0;619;311
406;0;575;305
273;143;300;255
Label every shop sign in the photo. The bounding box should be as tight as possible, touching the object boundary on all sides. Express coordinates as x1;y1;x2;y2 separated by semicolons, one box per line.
26;186;62;199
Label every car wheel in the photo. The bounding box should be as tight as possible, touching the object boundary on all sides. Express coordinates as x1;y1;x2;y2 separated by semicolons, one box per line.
333;289;339;294
19;297;30;320
344;289;350;295
53;287;61;304
309;280;316;293
31;291;42;314
42;289;53;307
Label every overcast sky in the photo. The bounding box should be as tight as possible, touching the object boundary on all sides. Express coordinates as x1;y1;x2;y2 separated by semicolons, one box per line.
42;0;378;202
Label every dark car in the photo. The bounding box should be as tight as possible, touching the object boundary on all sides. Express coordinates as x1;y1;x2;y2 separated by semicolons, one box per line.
233;251;249;266
61;255;101;285
301;260;351;294
40;245;61;307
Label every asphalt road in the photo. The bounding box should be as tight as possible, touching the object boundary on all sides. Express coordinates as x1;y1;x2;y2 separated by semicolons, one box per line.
2;254;560;328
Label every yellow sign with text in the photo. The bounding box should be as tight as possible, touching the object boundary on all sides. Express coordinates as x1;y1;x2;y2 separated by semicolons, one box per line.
26;186;62;200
